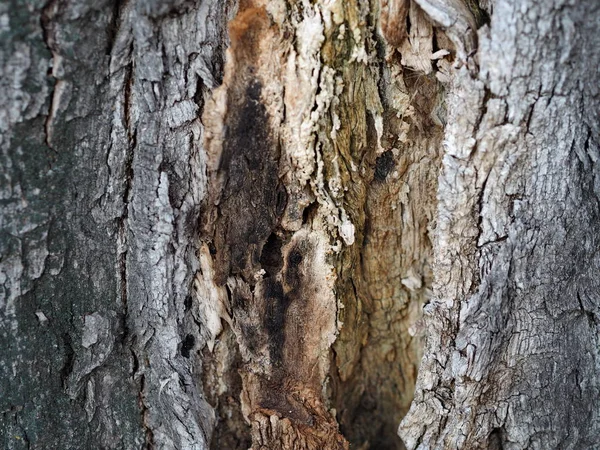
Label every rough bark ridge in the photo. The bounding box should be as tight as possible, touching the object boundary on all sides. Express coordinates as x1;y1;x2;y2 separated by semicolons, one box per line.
1;0;233;448
400;0;600;448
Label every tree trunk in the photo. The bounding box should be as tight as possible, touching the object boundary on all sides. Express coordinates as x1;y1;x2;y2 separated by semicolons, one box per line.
399;1;600;448
1;0;233;448
1;1;598;450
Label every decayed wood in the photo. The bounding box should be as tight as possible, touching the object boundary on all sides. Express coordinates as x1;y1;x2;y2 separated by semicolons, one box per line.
380;0;411;48
198;0;457;448
329;59;444;449
201;3;345;448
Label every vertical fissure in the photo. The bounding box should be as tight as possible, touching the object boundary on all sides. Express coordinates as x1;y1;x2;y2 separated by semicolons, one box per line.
40;0;60;160
198;0;455;448
117;54;135;352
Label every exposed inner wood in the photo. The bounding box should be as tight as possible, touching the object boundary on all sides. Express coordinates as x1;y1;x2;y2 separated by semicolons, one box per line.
332;63;442;449
200;0;450;448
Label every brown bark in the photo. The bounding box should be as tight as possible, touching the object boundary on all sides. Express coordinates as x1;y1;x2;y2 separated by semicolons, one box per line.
201;0;445;448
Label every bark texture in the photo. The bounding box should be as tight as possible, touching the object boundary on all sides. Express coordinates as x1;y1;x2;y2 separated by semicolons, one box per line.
1;0;599;449
1;0;233;448
399;1;600;449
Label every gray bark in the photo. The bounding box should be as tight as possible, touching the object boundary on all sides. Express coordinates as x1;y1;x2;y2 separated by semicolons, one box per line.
400;1;600;448
1;0;233;448
1;0;599;449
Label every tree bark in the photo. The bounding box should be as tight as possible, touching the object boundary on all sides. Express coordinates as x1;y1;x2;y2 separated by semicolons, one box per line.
399;1;600;448
1;0;233;448
1;0;599;450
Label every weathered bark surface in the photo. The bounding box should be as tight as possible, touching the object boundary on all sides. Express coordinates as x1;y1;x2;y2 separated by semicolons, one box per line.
1;0;233;448
399;0;600;449
2;0;599;449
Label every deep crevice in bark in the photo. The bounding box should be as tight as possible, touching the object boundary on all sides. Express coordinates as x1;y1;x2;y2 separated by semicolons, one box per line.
199;1;447;448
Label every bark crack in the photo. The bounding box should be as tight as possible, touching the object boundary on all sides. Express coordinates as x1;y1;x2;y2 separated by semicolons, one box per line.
118;58;135;342
40;0;60;162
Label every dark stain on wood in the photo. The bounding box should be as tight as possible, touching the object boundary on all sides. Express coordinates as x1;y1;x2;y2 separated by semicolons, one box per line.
263;278;289;365
283;240;310;296
374;150;395;182
180;334;195;358
210;78;286;286
201;4;348;447
259;233;284;277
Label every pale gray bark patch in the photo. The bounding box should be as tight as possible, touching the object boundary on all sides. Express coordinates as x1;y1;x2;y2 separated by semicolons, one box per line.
1;0;233;448
399;1;600;448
